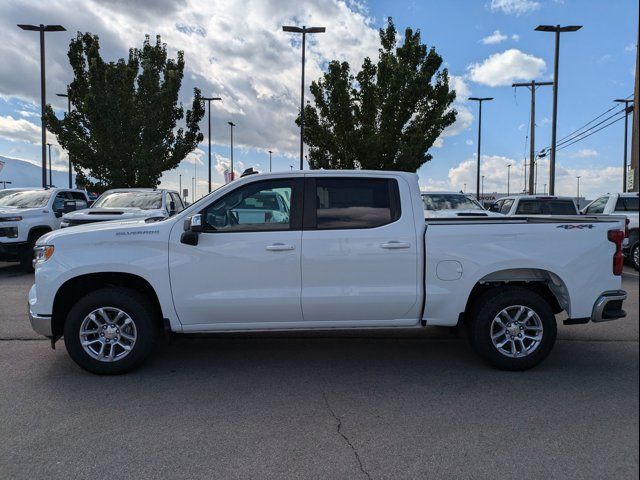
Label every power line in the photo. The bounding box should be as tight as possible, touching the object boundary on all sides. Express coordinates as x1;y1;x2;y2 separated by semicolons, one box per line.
556;114;626;152
555;108;626;148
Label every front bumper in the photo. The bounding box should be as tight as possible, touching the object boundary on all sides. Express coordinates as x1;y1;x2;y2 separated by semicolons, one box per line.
591;290;627;322
29;308;52;337
0;241;28;261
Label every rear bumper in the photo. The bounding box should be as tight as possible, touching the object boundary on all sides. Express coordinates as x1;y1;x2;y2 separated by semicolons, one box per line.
591;290;627;322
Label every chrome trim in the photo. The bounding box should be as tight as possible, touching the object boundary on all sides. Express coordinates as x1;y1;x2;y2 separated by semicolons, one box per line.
591;290;627;323
28;308;52;336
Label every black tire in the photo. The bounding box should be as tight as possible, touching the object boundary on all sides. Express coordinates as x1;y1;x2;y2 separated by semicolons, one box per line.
467;286;557;371
63;287;158;374
631;241;639;272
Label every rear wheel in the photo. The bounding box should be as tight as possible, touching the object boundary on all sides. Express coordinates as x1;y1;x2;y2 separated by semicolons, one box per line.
63;287;158;374
467;287;557;371
631;241;639;271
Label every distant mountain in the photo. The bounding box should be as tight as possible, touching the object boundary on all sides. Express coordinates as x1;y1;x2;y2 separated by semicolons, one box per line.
0;155;76;188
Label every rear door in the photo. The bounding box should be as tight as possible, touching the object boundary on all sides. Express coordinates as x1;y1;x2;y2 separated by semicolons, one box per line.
300;176;420;326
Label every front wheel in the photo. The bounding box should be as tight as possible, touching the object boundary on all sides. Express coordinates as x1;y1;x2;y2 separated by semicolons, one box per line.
63;287;158;374
467;287;557;371
631;241;639;271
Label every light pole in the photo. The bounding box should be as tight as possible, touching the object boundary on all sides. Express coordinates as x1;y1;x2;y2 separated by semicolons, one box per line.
179;174;182;199
228;122;236;180
0;181;12;188
282;25;326;170
614;99;634;192
46;143;53;186
191;177;195;203
507;164;512;196
469;97;493;199
202;96;222;193
543;183;547;195
535;24;582;195
481;175;485;200
268;150;273;172
56;87;73;188
463;183;466;193
576;176;581;209
17;23;66;188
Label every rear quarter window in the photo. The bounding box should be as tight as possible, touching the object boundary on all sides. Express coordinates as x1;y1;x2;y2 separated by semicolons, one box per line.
615;197;639;212
515;200;577;215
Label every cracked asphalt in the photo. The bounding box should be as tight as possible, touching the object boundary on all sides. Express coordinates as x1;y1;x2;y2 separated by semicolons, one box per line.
0;262;638;479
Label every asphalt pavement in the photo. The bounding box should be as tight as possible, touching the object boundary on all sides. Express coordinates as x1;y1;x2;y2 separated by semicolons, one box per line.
0;262;638;479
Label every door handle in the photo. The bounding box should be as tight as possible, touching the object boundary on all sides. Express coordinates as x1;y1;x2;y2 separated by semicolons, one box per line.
266;243;296;251
380;241;411;249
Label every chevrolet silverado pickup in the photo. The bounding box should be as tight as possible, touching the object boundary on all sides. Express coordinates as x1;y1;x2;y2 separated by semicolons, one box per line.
28;171;628;374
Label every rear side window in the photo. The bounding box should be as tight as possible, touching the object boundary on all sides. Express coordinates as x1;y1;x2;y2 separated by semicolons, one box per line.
311;178;400;229
615;196;639;212
500;199;514;214
516;200;577;215
585;196;608;214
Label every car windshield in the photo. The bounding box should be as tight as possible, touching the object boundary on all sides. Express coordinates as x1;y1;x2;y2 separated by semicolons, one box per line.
516;199;577;215
0;190;52;208
422;194;483;211
93;191;163;209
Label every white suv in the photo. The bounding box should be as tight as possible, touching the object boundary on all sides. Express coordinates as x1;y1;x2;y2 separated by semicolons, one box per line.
0;187;89;270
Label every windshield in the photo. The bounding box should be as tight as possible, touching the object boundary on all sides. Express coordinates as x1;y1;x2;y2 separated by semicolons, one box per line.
422;193;484;211
94;191;163;209
0;190;52;208
515;199;577;215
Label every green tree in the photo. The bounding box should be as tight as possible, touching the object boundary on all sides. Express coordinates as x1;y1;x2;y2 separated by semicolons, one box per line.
301;18;456;171
45;33;204;190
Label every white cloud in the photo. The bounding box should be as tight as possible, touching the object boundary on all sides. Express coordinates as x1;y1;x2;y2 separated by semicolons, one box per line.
625;43;635;52
468;49;546;87
511;34;520;41
434;75;474;148
183;148;205;166
465;139;474;146
0;115;41;144
481;30;507;45
571;148;598;158
490;0;540;15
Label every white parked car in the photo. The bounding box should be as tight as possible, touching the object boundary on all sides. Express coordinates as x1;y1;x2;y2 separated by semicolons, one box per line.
61;188;184;228
581;192;639;270
29;171;627;374
0;187;89;270
422;192;503;217
489;195;579;216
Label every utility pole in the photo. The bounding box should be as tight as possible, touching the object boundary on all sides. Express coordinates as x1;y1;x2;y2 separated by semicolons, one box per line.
179;174;182;198
56;87;73;188
469;97;493;199
202;96;222;193
481;175;485;200
268;150;273;172
615;99;634;192
507;164;512;196
17;24;66;188
46;143;52;186
631;23;639;192
576;176;581;209
0;181;12;188
512;80;553;194
535;24;582;195
282;25;326;170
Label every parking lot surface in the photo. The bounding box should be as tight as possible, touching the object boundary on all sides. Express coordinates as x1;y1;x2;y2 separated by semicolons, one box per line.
1;262;638;479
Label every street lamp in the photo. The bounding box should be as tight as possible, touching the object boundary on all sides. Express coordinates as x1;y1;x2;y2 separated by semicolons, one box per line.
56;88;73;188
202;96;222;193
228;122;236;180
614;99;634;192
282;25;326;170
507;164;512;196
481;175;486;199
469;97;493;199
17;24;66;188
535;24;582;195
191;177;195;203
46;143;53;186
268;150;273;172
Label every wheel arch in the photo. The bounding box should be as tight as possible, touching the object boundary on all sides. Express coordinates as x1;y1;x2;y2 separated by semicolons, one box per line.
461;268;570;326
28;225;53;241
52;272;164;337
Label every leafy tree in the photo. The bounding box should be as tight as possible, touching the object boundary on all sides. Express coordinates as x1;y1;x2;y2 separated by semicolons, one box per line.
301;18;456;172
45;33;204;190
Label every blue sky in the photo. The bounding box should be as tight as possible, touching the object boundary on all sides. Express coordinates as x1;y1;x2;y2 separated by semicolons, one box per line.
0;0;637;199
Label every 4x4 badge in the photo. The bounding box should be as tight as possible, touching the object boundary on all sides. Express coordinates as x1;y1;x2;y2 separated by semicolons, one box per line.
556;224;594;229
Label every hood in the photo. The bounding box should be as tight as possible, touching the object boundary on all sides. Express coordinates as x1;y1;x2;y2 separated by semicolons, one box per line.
63;207;166;222
38;217;165;244
424;209;504;218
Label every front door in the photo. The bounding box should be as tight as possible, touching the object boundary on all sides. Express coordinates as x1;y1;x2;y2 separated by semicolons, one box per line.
169;178;304;328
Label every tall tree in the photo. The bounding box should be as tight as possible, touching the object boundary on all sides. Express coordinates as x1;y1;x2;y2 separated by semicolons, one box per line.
301;18;456;172
45;33;204;190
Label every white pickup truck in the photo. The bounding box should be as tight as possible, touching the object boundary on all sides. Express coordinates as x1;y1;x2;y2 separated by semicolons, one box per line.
28;171;628;374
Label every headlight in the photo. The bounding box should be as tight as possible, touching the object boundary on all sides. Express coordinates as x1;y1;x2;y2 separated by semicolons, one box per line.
33;245;55;266
60;221;70;228
0;216;22;222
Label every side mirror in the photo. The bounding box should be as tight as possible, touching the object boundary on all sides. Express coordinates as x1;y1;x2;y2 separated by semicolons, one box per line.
181;214;202;245
169;200;177;216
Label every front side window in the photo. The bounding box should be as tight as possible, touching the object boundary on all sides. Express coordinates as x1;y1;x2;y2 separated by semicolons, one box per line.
94;191;163;209
201;179;296;232
585;196;608;214
500;199;514;214
313;178;400;230
0;190;52;208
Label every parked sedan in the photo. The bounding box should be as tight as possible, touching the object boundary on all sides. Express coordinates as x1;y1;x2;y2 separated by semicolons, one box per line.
61;188;184;228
